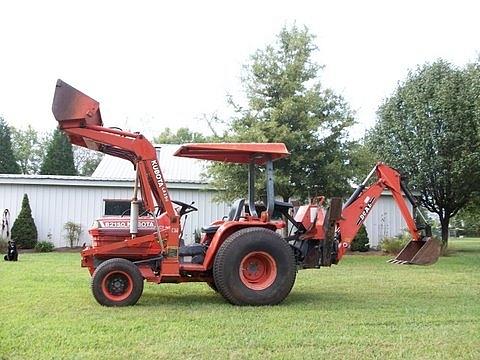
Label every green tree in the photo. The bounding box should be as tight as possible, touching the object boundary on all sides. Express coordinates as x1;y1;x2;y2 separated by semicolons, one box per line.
40;129;77;175
209;25;355;202
368;59;480;248
11;125;43;174
73;146;103;176
11;194;38;249
347;140;378;185
351;224;369;252
153;127;207;144
452;196;480;237
0;117;21;174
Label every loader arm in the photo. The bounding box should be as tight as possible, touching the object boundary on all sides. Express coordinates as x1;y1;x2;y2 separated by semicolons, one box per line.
335;163;439;264
52;80;180;253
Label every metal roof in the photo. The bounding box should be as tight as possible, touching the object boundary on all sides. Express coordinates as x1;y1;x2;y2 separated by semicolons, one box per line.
91;144;207;183
0;174;134;187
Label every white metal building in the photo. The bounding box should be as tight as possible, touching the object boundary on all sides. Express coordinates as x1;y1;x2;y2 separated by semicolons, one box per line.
0;144;411;248
0;145;229;247
362;193;413;247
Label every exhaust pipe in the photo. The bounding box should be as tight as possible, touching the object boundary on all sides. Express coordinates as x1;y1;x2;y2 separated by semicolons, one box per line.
130;166;140;237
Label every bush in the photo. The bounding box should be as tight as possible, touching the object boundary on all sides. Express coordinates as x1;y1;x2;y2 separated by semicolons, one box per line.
0;237;7;252
351;225;370;252
63;222;82;248
35;241;55;253
380;233;410;254
11;194;38;249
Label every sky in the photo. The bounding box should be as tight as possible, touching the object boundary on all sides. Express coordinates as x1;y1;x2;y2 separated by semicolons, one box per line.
0;0;478;139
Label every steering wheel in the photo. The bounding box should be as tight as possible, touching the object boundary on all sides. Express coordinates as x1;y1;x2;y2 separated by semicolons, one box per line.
171;200;198;216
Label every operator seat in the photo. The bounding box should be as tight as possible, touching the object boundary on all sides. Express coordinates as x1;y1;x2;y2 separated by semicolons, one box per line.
201;198;245;234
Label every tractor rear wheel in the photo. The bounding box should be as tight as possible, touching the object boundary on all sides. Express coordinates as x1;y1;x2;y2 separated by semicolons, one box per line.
91;258;144;306
213;227;296;305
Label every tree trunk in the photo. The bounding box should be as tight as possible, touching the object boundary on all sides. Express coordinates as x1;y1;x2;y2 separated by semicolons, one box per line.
439;216;450;252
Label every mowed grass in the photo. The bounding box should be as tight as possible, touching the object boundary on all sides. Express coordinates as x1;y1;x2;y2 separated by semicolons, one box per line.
1;239;479;360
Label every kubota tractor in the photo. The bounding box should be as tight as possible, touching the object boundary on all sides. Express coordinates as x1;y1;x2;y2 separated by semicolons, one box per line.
52;80;441;306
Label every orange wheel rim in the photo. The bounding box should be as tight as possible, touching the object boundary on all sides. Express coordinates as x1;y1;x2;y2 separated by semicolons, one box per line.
239;251;277;290
101;270;133;301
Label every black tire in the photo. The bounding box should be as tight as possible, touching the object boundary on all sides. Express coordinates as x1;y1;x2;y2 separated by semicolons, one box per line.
91;258;144;306
213;227;296;305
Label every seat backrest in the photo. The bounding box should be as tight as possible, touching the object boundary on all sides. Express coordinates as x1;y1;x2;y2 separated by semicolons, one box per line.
228;198;245;221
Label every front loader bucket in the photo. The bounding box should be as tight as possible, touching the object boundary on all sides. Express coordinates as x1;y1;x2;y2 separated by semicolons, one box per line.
388;237;441;265
52;79;103;128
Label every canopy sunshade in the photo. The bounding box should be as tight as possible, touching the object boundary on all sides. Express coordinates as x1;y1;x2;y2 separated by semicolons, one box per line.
173;143;290;165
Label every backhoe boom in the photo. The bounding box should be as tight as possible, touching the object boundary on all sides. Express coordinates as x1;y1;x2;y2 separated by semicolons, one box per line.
337;164;422;260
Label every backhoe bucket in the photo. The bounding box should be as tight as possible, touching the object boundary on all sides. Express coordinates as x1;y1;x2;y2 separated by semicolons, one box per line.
388;237;441;265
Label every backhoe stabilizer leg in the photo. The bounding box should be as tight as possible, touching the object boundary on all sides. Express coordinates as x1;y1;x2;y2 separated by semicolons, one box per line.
320;197;342;266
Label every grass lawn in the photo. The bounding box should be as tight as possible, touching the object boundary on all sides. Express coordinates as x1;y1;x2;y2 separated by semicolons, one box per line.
1;239;479;359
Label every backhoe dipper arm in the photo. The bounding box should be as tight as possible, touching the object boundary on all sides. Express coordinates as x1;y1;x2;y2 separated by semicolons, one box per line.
336;164;421;260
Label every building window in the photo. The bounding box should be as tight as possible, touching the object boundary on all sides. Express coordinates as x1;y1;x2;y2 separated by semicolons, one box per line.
104;200;145;216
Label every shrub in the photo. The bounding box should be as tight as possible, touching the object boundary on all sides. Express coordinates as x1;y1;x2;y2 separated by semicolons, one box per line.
380;233;410;254
11;194;38;249
63;222;82;248
0;237;7;252
35;241;55;253
351;224;370;252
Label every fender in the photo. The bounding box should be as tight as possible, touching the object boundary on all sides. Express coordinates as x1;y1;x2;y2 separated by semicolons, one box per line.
202;221;277;269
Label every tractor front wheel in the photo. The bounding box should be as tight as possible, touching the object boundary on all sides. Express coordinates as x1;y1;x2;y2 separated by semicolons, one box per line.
91;258;144;306
213;227;296;305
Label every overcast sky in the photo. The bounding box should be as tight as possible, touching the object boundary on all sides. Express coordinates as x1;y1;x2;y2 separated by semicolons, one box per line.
0;0;478;139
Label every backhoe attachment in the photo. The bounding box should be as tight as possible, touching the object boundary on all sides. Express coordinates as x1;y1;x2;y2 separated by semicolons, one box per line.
388;237;441;265
339;163;441;266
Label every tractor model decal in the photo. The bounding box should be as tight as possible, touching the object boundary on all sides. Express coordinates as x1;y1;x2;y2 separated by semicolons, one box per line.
150;160;170;202
100;220;156;228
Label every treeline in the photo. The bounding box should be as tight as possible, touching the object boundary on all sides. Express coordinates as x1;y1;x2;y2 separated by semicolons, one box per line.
0;121;102;176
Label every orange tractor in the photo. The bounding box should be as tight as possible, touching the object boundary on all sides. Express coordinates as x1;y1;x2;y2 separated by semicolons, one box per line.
52;80;440;306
